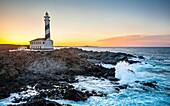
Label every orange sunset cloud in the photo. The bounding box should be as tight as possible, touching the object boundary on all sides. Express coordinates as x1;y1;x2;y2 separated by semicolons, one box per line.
98;35;170;47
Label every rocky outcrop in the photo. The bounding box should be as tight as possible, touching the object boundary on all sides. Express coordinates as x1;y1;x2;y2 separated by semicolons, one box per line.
135;81;157;89
25;49;95;75
0;48;138;105
0;49;94;84
14;98;71;106
64;48;136;64
0;48;137;84
0;48;111;100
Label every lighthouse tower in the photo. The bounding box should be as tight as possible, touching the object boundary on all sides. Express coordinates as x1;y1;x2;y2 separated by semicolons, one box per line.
29;12;53;50
44;12;51;40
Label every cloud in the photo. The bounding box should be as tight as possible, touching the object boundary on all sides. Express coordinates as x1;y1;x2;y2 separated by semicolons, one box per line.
97;35;170;47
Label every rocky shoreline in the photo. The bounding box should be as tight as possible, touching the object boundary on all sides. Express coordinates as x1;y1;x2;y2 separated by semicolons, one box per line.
0;48;155;106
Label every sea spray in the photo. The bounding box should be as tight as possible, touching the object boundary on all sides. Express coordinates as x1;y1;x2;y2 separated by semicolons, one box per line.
115;61;136;84
70;76;115;94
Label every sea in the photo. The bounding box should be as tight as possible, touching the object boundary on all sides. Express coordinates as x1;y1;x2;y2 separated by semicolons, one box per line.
0;47;170;106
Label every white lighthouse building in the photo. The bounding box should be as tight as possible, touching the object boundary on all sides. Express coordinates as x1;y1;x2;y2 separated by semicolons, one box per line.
30;12;53;50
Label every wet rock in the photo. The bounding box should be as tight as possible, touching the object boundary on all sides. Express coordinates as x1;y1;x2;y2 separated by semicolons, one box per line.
142;81;157;89
100;68;115;77
126;60;140;64
135;81;140;83
115;84;130;91
135;81;157;89
63;89;88;101
84;91;93;96
138;56;145;59
106;76;119;81
118;84;129;89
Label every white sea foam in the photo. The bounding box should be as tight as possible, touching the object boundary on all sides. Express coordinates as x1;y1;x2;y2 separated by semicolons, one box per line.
0;93;26;106
0;84;39;106
115;61;136;84
70;76;115;94
95;63;115;69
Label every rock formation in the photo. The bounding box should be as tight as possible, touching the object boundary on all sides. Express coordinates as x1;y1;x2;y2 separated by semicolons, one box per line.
0;48;140;105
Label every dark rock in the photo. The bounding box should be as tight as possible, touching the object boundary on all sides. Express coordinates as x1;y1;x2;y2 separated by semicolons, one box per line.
63;89;88;101
135;81;140;83
0;88;10;99
106;77;119;81
126;60;140;64
35;82;54;90
138;56;145;59
115;84;129;90
65;48;135;65
100;68;115;77
135;81;157;89
84;91;92;96
128;70;135;74
115;88;120;91
19;98;69;106
39;91;49;98
142;82;157;89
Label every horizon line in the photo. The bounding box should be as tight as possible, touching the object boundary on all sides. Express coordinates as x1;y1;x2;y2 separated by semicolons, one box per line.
0;44;170;48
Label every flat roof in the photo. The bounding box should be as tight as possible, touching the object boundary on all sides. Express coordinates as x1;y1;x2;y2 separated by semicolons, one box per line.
30;38;45;41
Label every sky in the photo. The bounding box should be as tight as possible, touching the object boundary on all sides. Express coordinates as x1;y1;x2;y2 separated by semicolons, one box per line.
0;0;170;46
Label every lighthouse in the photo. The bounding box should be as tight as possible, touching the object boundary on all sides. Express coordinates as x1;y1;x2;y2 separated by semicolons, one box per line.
44;12;50;40
30;12;53;50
